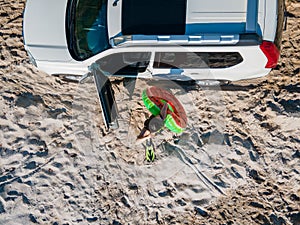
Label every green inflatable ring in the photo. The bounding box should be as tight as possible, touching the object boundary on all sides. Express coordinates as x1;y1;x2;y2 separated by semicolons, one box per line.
142;86;187;133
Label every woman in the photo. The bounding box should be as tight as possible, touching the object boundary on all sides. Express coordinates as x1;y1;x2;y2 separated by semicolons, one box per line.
137;102;169;139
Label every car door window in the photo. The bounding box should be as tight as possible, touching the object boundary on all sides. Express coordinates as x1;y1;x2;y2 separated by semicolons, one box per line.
96;52;152;75
153;52;243;69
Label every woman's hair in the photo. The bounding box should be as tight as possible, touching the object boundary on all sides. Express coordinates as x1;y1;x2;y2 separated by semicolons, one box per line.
148;116;164;132
144;115;164;133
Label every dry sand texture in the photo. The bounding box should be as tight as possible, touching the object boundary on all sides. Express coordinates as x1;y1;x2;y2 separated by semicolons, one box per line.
0;0;300;224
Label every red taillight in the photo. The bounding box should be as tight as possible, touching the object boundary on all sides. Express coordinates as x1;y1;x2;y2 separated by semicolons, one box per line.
259;41;280;68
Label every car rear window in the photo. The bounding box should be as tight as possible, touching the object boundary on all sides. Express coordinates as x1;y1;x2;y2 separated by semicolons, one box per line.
122;0;186;35
153;52;243;69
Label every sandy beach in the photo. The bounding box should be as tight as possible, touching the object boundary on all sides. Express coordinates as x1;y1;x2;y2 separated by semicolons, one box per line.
0;0;299;224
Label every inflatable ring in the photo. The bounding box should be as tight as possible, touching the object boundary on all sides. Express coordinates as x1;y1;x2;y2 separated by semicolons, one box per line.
142;86;187;133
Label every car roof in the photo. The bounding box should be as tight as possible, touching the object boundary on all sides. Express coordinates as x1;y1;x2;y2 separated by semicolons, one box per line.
108;0;267;39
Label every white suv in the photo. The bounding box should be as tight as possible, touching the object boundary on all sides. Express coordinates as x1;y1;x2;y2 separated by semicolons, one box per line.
23;0;284;82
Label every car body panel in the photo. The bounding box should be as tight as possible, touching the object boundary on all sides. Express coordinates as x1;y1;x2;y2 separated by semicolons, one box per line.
263;0;278;41
24;45;72;62
186;0;247;23
107;0;122;38
34;45;270;82
23;0;72;62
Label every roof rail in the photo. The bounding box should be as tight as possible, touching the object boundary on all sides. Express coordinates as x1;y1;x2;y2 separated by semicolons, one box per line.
246;0;259;33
